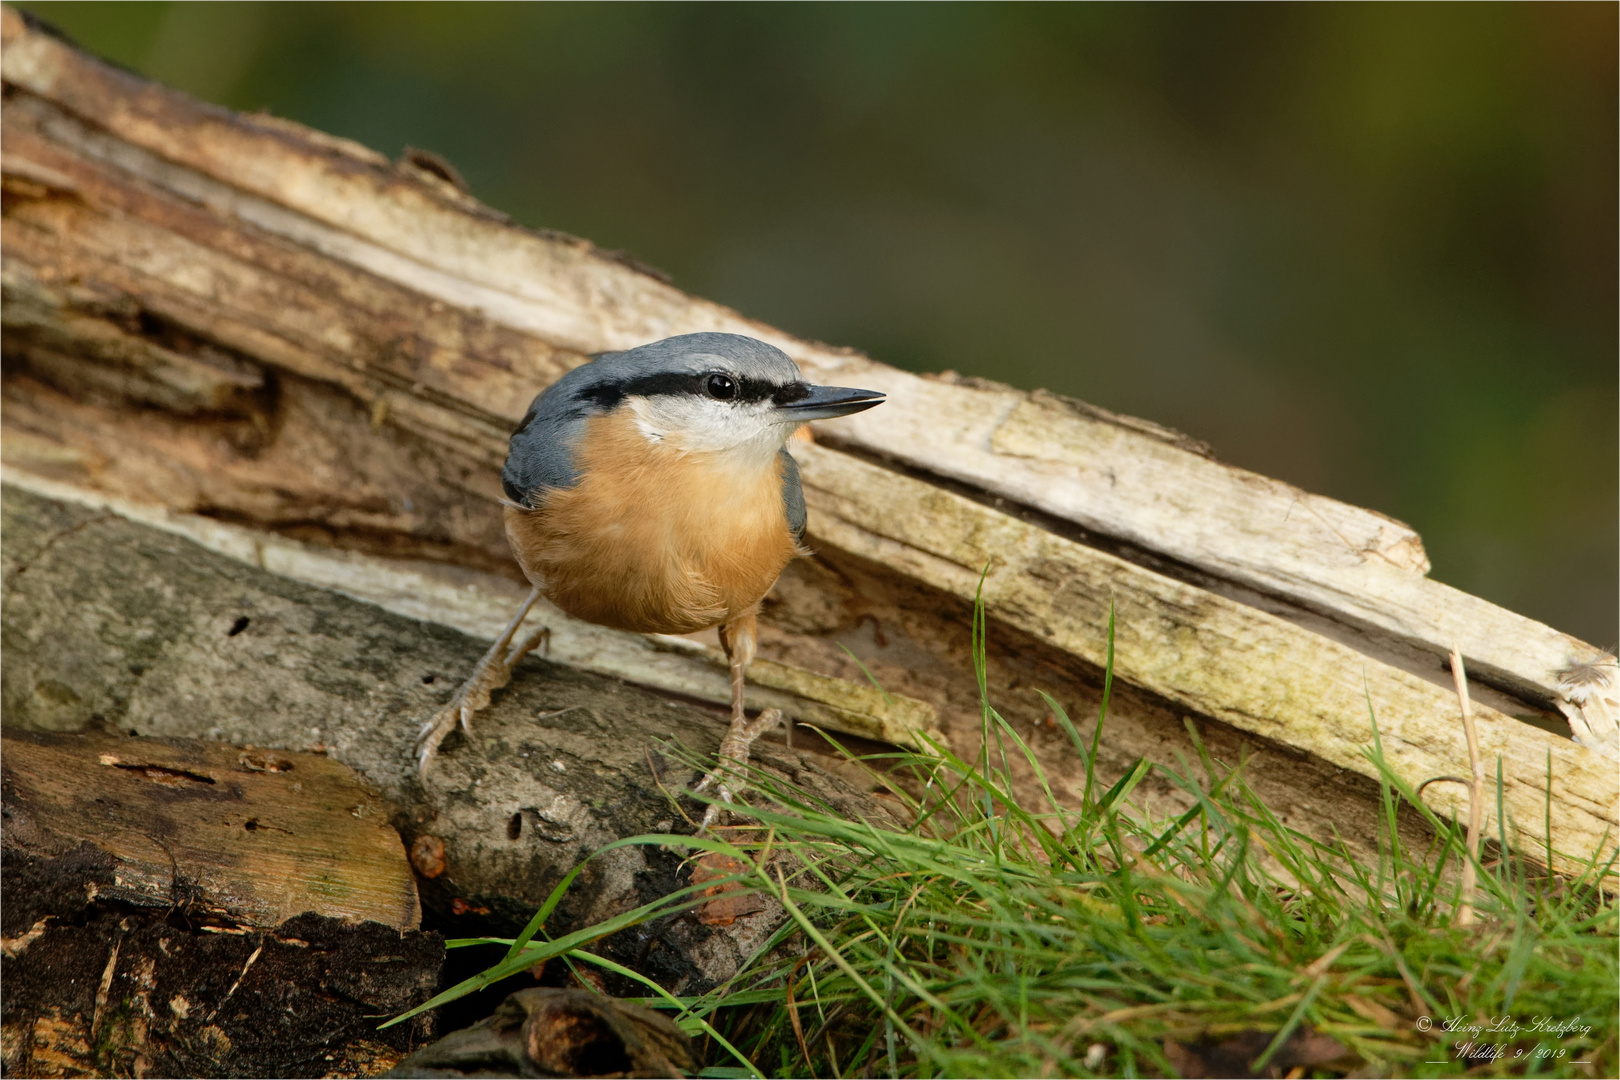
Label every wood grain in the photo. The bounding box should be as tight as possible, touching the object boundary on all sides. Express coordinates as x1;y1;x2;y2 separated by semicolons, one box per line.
2;731;420;930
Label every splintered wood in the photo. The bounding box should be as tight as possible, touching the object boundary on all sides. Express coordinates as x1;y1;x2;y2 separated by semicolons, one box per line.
792;444;1617;875
1;4;1613;881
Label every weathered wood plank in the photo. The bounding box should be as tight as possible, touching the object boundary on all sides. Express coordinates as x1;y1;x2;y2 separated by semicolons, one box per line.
812;373;1606;718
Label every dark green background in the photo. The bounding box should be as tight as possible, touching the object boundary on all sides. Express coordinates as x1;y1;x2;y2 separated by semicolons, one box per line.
19;2;1617;646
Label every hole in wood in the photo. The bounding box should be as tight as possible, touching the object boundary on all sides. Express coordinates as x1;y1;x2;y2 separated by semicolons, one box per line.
422;673;436;684
227;616;250;636
110;763;216;786
507;812;523;841
526;1002;633;1077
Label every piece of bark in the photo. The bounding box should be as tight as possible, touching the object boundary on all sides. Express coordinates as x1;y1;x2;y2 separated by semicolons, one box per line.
3;731;420;931
1;485;896;994
383;988;694;1079
0;840;442;1079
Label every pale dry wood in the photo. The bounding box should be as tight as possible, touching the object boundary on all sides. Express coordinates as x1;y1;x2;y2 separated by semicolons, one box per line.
2;731;420;930
810;376;1604;714
791;441;1617;879
1556;657;1620;759
0;5;1602;719
1450;647;1484;927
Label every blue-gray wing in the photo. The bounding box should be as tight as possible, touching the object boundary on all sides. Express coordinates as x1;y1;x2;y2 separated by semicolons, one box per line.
503;352;643;504
501;382;591;506
780;448;807;545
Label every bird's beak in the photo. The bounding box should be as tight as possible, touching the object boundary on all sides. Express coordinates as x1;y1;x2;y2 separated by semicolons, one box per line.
775;384;885;422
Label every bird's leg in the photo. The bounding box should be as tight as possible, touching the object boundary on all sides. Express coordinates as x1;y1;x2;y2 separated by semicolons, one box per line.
693;614;783;830
719;614;790;751
416;585;548;781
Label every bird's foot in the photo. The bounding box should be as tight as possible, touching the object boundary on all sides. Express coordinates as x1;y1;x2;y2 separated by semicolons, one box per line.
416;622;549;781
692;708;783;832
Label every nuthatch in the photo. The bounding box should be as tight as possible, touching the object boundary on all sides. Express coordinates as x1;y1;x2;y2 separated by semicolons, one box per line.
416;333;884;822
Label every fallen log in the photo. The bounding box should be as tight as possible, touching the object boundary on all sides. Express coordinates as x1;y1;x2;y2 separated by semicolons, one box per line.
2;470;1455;883
1;484;896;993
0;5;1612;884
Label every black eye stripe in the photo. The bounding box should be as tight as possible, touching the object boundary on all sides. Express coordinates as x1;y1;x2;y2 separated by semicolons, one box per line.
573;372;806;407
771;382;810;406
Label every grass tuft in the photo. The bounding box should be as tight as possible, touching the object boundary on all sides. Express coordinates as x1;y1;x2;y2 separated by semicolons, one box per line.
400;599;1618;1078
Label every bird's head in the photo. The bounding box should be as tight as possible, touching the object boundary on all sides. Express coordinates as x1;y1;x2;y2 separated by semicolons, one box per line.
572;333;884;467
503;333;885;507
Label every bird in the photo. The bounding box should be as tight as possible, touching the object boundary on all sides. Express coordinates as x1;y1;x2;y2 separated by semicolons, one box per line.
415;332;885;826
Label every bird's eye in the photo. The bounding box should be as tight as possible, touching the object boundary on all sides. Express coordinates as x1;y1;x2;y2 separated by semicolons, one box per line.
706;374;736;400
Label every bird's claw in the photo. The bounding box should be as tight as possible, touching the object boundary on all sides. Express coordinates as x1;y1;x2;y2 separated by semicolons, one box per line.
416;620;549;783
693;707;783;832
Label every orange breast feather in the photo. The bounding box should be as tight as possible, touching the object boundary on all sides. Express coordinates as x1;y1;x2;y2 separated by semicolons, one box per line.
504;411;802;635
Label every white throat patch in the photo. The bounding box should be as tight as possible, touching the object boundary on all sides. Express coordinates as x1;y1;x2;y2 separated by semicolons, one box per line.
626;395;791;470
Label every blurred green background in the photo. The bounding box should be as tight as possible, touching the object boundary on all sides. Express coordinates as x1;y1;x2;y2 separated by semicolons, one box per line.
19;2;1617;647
